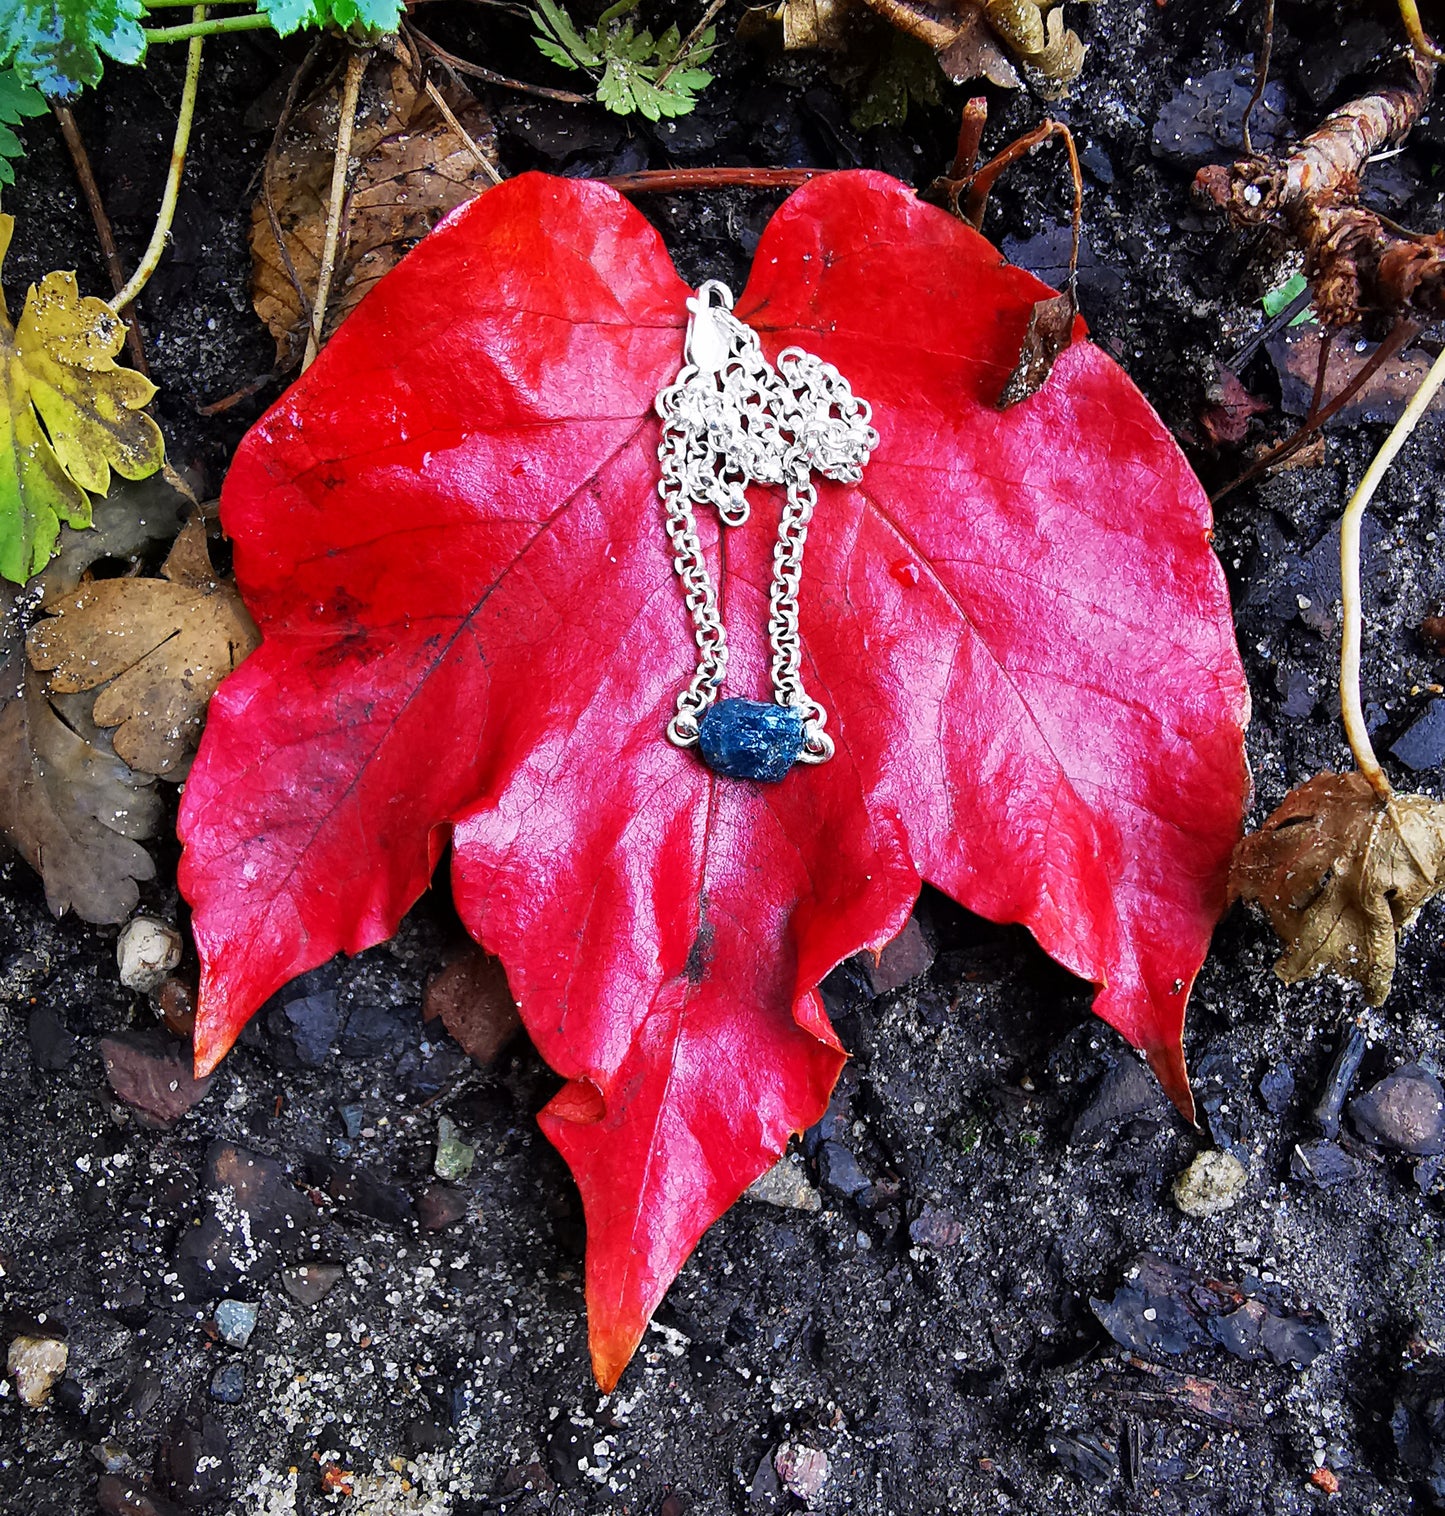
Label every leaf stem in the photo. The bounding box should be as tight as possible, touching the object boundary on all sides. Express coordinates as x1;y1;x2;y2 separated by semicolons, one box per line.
111;7;207;314
303;47;369;371
142;12;269;42
1340;341;1445;798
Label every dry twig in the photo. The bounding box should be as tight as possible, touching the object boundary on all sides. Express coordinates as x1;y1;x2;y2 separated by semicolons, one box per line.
407;23;592;105
50;104;149;374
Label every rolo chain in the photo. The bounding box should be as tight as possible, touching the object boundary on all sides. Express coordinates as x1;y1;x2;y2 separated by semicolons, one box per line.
654;280;878;764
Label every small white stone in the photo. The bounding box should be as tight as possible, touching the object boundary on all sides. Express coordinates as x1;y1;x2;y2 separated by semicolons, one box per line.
116;917;183;993
1173;1150;1248;1218
7;1335;67;1407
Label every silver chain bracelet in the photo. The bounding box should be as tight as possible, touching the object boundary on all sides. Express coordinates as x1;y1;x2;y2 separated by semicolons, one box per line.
654;280;878;782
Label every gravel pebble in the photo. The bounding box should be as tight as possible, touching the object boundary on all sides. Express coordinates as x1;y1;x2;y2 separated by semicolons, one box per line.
1173;1150;1248;1218
746;1155;822;1212
1350;1064;1445;1156
212;1300;258;1348
116;917;183;993
6;1335;67;1407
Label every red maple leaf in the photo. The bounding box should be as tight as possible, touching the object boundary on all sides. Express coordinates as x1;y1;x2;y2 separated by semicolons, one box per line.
178;171;1250;1389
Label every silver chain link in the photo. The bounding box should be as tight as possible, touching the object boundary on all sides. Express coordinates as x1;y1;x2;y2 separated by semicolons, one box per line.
654;281;878;763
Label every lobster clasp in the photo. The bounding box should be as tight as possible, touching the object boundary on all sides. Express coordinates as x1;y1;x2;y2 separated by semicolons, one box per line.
684;280;735;375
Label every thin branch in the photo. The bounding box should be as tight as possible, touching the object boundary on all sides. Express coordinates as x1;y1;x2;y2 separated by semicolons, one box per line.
260;36;326;355
303;47;369;371
423;78;502;184
1305;326;1334;423
111;5;207;313
1213;315;1419;501
1224;276;1314;370
601;167;824;193
1339;343;1445;797
407;24;592;104
948;96;989;182
51;102;149;374
142;11;270;42
960;118;1078;235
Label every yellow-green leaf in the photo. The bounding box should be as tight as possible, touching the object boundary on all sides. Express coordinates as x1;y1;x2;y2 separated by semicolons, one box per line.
0;213;164;583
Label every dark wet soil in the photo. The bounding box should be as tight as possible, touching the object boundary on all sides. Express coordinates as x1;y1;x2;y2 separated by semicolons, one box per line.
5;3;1445;1512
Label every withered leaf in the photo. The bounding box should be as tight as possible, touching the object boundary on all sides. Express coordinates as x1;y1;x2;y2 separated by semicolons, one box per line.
997;286;1078;407
0;476;200;920
0;586;159;922
251;57;500;368
937;14;1021;88
27;518;259;777
1230;770;1445;1004
779;0;851;50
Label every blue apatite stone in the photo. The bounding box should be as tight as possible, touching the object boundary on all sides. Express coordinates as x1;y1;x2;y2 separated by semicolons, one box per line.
697;698;805;782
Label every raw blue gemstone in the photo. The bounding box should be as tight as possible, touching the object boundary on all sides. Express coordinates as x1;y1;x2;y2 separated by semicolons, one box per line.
697;698;804;782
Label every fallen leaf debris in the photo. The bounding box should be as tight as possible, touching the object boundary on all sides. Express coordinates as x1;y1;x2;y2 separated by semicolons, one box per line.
1230;770;1445;1006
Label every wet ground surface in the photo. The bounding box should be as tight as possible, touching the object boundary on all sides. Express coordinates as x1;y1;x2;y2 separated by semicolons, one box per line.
5;1;1445;1511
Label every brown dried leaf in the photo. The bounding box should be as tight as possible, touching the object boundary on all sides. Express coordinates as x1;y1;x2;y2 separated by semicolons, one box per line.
1269;326;1445;428
780;0;852;49
1032;5;1084;88
423;944;522;1068
1199;364;1270;447
1230;770;1445;1004
0;584;159;922
251;58;499;368
936;5;1021;86
26;518;258;777
997;286;1078;407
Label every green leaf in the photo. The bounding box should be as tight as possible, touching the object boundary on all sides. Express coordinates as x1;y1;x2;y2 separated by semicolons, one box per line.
531;0;599;67
319;0;403;33
852;33;941;131
596;58;635;114
259;0;323;34
597;0;640;25
0;64;44;186
1;0;146;98
533;35;579;67
1262;271;1313;326
537;0;715;119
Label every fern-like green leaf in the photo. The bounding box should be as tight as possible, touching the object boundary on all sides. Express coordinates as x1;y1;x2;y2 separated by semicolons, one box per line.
531;0;601;68
0;65;45;187
260;0;402;35
1;0;145;99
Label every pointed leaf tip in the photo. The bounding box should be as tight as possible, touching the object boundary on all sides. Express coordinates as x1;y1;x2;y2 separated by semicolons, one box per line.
1146;1040;1196;1126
